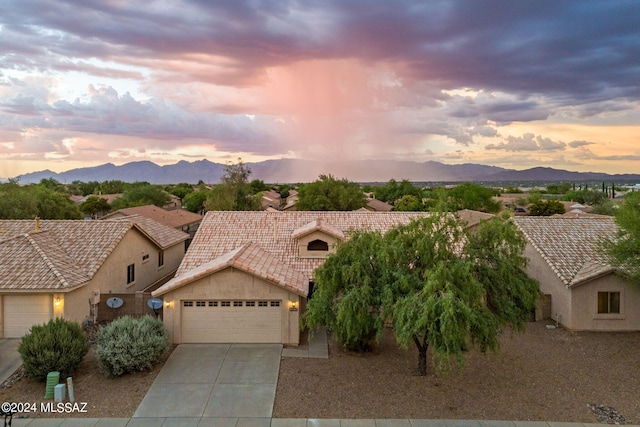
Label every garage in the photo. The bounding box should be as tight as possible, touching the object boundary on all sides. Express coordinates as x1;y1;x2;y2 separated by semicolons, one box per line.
3;294;52;338
181;299;282;343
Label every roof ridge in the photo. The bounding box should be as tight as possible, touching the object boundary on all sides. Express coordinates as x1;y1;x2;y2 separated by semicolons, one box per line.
229;241;253;264
25;232;71;289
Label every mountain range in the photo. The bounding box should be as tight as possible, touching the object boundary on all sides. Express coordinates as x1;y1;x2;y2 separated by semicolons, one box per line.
13;159;640;184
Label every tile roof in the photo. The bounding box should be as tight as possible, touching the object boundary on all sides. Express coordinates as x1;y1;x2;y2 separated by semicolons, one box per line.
153;243;308;297
174;211;431;281
456;209;495;228
0;218;188;291
513;217;618;287
365;198;393;212
102;205;203;229
290;218;345;240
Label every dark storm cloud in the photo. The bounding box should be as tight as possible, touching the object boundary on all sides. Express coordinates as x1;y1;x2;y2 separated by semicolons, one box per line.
2;0;639;100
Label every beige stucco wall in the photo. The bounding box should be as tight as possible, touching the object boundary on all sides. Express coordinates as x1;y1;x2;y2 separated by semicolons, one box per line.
571;274;640;331
161;267;301;345
523;243;640;331
297;231;339;258
61;228;185;324
523;243;572;327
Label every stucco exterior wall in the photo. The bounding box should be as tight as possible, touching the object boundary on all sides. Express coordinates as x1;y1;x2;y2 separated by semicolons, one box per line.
571;274;640;331
62;228;185;324
161;267;301;345
523;243;572;327
297;231;339;258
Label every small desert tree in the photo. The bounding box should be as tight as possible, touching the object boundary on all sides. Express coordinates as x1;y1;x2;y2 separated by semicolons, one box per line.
205;159;261;211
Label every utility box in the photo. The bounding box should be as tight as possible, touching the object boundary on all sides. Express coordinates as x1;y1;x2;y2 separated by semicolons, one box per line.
54;383;66;403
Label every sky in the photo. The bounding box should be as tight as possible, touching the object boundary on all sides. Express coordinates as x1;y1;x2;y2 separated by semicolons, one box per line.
1;0;639;179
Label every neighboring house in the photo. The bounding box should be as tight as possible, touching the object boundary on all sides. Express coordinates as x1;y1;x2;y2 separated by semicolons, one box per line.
261;190;283;210
281;190;299;211
0;216;189;338
153;211;433;346
102;204;202;242
455;209;494;232
514;217;640;331
364;198;393;212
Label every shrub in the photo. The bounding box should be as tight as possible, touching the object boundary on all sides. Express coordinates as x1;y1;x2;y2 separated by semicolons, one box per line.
18;318;89;381
96;315;169;377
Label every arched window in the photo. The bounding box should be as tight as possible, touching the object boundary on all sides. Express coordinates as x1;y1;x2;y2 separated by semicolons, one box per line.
307;239;329;251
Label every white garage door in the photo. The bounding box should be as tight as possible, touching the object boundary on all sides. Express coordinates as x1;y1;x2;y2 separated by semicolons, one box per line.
181;300;282;343
4;295;53;338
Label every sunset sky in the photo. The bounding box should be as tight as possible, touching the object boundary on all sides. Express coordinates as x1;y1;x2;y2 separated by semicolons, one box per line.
1;1;639;179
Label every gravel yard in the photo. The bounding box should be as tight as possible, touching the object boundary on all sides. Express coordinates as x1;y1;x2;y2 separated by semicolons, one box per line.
274;321;640;423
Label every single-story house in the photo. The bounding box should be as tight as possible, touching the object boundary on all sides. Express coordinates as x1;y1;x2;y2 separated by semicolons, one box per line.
0;216;189;338
514;216;640;331
152;211;433;346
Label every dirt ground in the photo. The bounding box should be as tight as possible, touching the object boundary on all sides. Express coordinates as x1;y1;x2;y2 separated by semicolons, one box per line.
0;345;172;419
274;322;640;423
2;321;639;423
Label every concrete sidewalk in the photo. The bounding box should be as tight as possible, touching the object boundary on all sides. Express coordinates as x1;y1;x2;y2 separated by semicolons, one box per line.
6;417;640;426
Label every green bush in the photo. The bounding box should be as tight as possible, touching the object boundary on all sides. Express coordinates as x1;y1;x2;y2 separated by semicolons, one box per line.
96;315;169;377
18;318;89;381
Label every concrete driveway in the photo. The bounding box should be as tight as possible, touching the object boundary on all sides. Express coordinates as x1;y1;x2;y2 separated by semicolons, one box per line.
133;343;282;421
0;339;21;385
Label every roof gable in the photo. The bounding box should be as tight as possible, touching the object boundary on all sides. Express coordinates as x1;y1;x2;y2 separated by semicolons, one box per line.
513;217;618;287
153;243;308;297
291;218;345;240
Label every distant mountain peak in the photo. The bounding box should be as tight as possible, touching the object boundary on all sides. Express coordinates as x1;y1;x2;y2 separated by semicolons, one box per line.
13;159;640;184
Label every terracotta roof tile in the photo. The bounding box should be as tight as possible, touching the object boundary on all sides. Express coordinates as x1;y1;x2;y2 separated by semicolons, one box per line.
175;211;431;281
102;205;202;229
513;217;618;287
0;217;188;291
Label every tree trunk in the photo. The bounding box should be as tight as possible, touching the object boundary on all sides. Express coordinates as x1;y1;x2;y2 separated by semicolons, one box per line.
413;334;429;376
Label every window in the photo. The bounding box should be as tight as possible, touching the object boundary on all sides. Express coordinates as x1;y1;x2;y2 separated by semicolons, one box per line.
246;301;255;307
233;301;243;307
142;253;150;262
208;301;218;307
307;239;329;251
158;250;164;267
270;301;280;307
183;301;193;307
196;301;206;307
127;263;135;284
221;301;231;307
258;301;268;307
598;292;620;314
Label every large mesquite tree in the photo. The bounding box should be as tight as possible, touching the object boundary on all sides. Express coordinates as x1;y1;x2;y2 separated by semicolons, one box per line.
602;191;640;284
304;213;540;375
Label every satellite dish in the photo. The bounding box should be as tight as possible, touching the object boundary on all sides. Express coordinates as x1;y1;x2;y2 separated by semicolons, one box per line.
147;298;163;310
106;297;124;309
